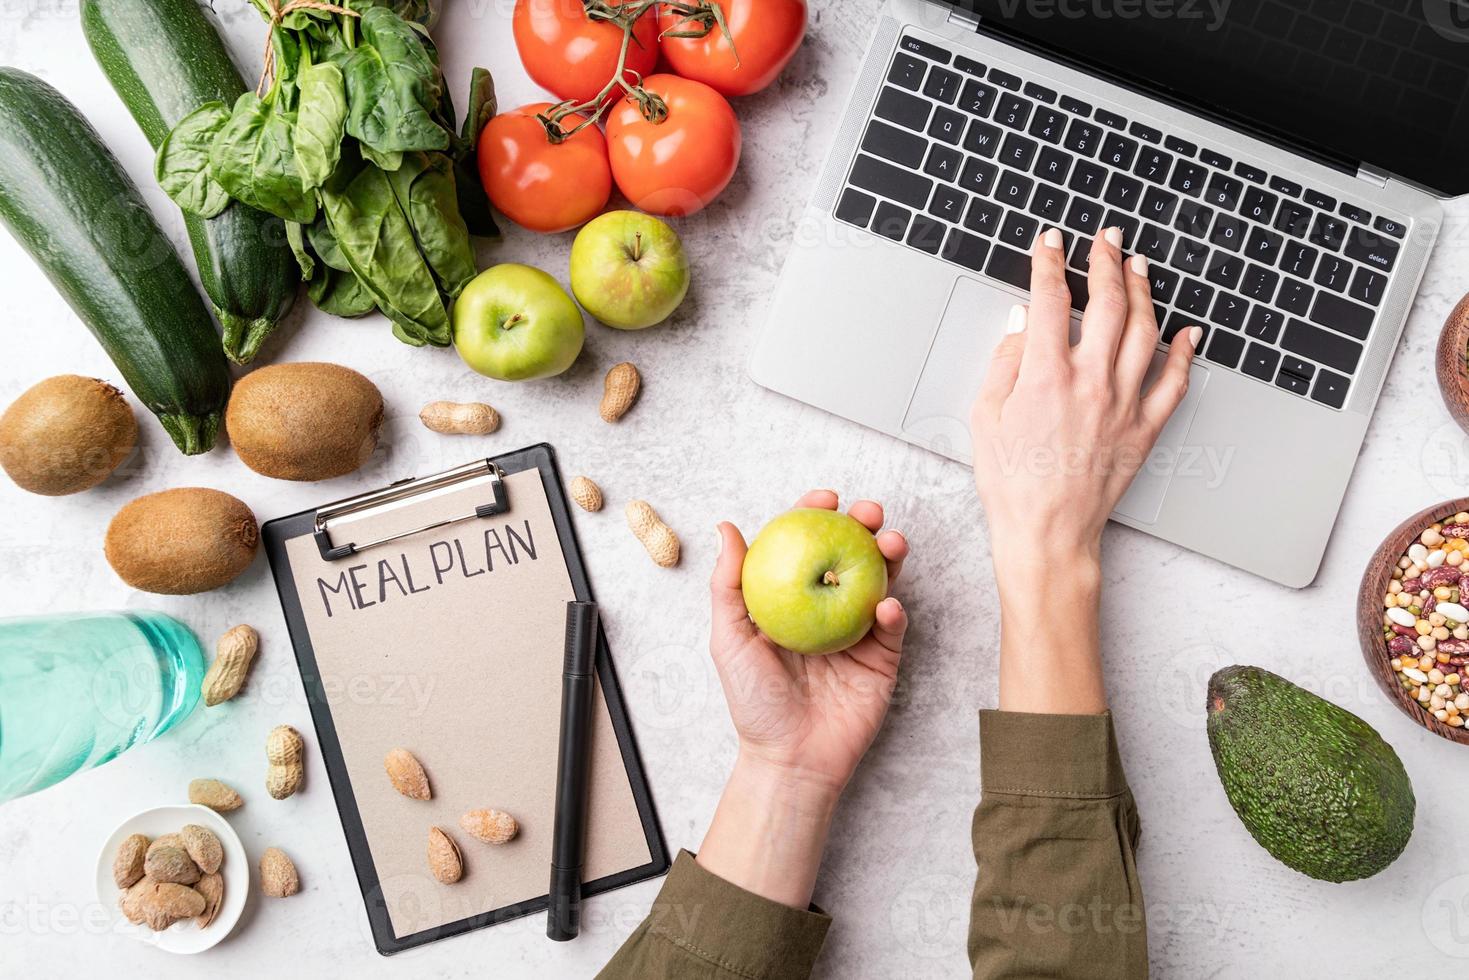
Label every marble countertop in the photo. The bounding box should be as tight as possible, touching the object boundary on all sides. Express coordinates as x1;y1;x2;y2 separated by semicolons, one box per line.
3;1;1468;976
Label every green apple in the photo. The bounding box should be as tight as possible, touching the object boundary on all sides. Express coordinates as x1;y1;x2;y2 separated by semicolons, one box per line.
741;508;888;656
453;264;584;381
569;210;690;330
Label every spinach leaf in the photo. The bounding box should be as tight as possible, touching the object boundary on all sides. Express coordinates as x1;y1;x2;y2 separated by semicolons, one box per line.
155;101;231;219
320;153;450;346
389;152;476;298
295;62;348;190
360;143;404;172
210;92;317;224
285;220;315;280
450;66;499;238
308;265;378;317
340;10;448;154
306;215;352;273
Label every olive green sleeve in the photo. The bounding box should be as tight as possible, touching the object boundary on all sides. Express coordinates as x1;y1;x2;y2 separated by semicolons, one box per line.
598;850;831;980
970;710;1148;980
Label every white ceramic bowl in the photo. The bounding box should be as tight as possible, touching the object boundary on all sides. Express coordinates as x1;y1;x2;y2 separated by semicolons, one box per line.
94;804;248;954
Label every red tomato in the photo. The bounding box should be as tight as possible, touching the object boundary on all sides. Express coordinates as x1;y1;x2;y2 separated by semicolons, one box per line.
656;0;807;97
605;74;741;216
478;103;611;233
513;0;660;106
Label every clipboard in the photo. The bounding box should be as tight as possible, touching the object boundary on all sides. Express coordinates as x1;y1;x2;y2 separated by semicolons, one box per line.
261;444;669;954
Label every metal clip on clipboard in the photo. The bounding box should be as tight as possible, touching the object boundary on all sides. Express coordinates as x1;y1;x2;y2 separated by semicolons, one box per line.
312;459;509;561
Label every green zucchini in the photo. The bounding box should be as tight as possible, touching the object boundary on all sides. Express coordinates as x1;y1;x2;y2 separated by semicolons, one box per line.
0;68;230;455
81;0;299;364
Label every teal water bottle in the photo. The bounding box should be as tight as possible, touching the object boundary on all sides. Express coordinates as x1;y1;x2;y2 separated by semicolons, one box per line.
0;611;205;803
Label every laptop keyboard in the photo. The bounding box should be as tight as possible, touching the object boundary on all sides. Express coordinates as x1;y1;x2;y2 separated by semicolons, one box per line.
834;34;1411;411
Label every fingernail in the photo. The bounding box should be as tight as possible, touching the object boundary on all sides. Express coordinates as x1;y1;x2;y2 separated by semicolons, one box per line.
1187;326;1204;348
1130;254;1149;275
714;525;724;555
1043;227;1063;250
1006;304;1028;335
1104;226;1123;248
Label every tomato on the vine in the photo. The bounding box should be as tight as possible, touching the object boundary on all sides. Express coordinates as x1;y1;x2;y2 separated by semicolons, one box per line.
656;0;807;97
605;74;741;216
478;104;612;234
513;0;660;106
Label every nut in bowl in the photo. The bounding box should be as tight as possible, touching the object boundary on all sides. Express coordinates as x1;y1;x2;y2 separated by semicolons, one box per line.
94;804;247;953
1358;498;1469;745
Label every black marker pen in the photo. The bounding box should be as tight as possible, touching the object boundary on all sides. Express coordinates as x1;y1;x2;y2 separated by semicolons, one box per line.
548;600;597;941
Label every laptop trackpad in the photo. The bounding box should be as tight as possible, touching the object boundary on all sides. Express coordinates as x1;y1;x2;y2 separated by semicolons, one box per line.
901;276;1209;526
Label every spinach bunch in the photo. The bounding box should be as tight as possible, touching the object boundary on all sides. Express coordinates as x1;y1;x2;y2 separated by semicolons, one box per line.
156;0;497;347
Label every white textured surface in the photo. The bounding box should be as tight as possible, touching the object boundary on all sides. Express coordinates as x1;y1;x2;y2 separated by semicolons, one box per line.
3;2;1469;976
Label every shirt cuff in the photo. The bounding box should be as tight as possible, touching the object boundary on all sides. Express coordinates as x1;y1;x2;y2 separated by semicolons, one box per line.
644;850;832;979
979;709;1129;799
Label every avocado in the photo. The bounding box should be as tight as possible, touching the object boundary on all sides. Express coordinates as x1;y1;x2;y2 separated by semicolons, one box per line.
1206;665;1415;883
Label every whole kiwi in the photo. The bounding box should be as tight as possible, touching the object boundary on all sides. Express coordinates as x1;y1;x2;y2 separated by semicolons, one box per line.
226;362;384;481
105;488;258;594
0;375;136;495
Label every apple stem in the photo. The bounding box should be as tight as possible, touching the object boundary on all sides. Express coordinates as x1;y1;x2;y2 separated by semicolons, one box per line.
631;231;643;262
822;570;840;587
503;313;524;331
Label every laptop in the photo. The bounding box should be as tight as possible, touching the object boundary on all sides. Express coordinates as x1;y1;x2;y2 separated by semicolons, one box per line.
751;0;1461;587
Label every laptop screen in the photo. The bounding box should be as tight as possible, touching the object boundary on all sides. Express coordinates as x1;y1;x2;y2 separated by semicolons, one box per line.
959;0;1469;196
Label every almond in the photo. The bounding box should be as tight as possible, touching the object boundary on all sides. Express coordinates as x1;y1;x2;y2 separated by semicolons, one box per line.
259;847;300;898
459;808;519;845
143;844;201;885
194;872;224;928
120;879;206;931
180;824;223;875
113;834;149;889
384;748;431;800
189;778;243;812
427;827;463;884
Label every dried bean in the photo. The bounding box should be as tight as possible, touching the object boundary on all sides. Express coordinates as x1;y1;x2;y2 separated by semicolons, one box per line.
1436;639;1469;655
1392;623;1419;637
1441;524;1469;538
1426;567;1463;588
1389;635;1417;656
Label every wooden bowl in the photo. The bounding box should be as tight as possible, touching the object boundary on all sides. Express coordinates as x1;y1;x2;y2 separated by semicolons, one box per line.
1434;293;1469;432
1358;498;1469;745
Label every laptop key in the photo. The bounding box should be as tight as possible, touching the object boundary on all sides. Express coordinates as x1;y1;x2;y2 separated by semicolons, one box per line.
964;197;1002;236
1240;187;1277;224
1283;318;1362;374
1030;185;1069;223
988;68;1021;91
1311;368;1350;409
1133;147;1173;184
887;53;926;91
861;121;927;168
1103;173;1143;210
923;66;961;104
998;210;1040;250
1310;292;1374;340
1245;226;1283;264
1234;161;1266;183
1275;203;1313;238
1034;146;1072;184
986;243;1032;289
928;183;967;222
1163;314;1207;348
1023;81;1057;103
1275;368;1311;396
1064;119;1103;157
1169;160;1207;197
1094;107;1127;130
1205;173;1243;210
1100;211;1139;248
1313;255;1351;293
995;94;1034;130
899;36;951;62
958;157;999;196
1029;108;1066;144
1206;329;1245;368
1280;355;1315;380
942;228;991;272
1281;241;1317;279
1277;277;1314;315
954;56;986;78
1001;132;1039;170
1374;216;1406;239
1149;265;1179;304
923;144;962;182
1269;176;1303;197
1310;214;1347;251
1199;148;1231;169
1066;270;1090;309
850;155;932;209
1164;135;1196;155
1303;188;1335;211
835;188;876;227
871;201;911;241
1246;306;1283;343
1174;200;1213;238
1141;185;1178;224
1241;343;1280;382
958;78;998;118
1171;237;1208;275
964;119;1003;157
907;214;947;254
1137;223;1174;263
1343;225;1400;272
1060;95;1091;115
1210;292;1248;330
1178;278;1214;316
874;87;931;131
1205;251;1243;289
1100;132;1138;170
1241;264;1279;302
1129;121;1161;144
1067;159;1106;196
1064;197;1103;236
1209;214;1247;252
1339;202;1371;224
927;106;966;144
1349;266;1387;307
995;170;1034;207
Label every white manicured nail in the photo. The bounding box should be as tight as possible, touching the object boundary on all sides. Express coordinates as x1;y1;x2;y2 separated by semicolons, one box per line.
714;526;724;555
1006;305;1028;335
1130;254;1149;275
1187;326;1204;348
1104;226;1123;248
1043;227;1063;249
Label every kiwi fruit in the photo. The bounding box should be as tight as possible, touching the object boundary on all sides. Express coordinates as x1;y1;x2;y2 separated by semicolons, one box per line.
105;488;258;594
0;375;136;495
226;362;384;481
